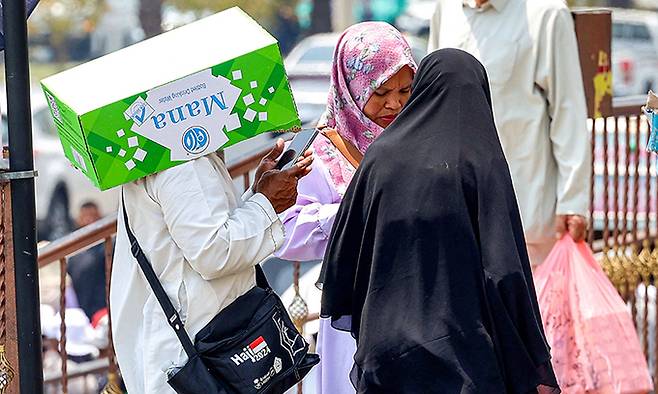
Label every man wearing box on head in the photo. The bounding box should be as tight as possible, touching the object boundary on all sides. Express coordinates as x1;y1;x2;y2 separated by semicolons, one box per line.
113;143;312;393
428;0;591;265
41;7;319;393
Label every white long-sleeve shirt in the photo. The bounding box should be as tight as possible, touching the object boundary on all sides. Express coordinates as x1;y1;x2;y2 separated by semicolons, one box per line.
429;0;591;256
110;154;284;394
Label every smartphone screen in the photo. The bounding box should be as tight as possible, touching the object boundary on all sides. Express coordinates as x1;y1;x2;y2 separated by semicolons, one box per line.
275;128;319;170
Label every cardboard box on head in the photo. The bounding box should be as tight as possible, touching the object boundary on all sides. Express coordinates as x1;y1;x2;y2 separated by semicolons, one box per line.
41;7;300;191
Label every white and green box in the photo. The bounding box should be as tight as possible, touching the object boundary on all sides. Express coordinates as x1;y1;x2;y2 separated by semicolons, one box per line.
41;7;300;190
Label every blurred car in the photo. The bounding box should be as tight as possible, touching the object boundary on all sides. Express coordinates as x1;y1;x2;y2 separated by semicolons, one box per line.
295;90;329;128
285;32;427;77
611;9;658;96
1;93;119;240
285;32;427;122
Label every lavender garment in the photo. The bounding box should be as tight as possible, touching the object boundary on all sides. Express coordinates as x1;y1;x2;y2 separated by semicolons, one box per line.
276;163;357;394
316;318;358;394
66;285;79;309
274;140;359;394
275;148;344;262
274;159;357;394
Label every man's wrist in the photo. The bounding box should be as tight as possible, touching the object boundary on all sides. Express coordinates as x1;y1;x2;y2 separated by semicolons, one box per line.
247;193;279;223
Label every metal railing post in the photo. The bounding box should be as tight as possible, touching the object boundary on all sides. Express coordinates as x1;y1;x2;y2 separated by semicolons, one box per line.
2;0;43;391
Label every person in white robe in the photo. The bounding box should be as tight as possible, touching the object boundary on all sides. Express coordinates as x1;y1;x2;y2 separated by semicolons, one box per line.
111;141;312;394
428;0;591;265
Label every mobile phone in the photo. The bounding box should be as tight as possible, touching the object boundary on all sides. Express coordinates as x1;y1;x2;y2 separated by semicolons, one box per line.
275;128;319;170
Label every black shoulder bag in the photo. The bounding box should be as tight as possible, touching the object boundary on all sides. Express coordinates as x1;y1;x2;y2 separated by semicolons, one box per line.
122;197;319;393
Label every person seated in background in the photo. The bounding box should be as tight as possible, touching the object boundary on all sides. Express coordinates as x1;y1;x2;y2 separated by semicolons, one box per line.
67;202;107;321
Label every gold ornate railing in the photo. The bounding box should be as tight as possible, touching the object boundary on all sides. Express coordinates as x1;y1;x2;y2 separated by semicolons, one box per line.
590;97;658;381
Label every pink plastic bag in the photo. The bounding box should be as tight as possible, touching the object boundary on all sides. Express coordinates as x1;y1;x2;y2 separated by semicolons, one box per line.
534;237;653;394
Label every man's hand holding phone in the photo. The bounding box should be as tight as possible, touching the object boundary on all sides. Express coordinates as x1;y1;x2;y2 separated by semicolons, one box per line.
254;138;313;213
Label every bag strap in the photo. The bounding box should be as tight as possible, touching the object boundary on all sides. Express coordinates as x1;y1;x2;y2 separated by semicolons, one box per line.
254;263;270;289
121;192;198;358
121;191;272;358
321;128;363;169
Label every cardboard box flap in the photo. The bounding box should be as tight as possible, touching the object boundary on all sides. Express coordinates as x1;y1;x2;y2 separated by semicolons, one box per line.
41;7;277;115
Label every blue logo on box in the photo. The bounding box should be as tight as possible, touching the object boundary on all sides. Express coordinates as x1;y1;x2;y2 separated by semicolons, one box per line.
127;97;155;126
182;126;210;154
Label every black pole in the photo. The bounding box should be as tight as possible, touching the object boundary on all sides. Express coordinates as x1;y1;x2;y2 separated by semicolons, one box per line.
3;0;43;391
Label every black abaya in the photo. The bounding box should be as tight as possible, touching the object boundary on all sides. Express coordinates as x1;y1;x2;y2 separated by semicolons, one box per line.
320;49;559;393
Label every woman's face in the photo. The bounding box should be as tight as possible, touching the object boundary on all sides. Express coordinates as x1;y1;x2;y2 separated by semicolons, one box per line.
363;65;414;128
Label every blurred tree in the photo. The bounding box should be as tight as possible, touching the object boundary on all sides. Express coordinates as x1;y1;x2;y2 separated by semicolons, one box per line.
138;0;300;46
29;0;106;61
165;0;298;30
31;0;308;62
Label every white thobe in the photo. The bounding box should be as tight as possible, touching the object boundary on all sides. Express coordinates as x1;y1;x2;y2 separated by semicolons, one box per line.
429;0;591;264
110;154;284;394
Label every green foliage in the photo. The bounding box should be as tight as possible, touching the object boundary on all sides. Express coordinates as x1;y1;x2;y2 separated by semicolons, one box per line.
28;0;106;60
29;0;105;34
166;0;299;28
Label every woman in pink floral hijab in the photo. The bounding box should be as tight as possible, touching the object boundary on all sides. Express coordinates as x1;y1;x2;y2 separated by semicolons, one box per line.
314;22;417;194
275;22;417;393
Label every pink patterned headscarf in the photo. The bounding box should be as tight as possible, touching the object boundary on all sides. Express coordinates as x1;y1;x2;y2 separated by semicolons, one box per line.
313;22;417;194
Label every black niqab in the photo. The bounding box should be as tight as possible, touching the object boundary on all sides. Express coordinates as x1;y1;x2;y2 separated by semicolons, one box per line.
320;49;559;393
